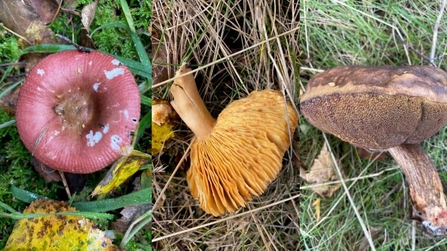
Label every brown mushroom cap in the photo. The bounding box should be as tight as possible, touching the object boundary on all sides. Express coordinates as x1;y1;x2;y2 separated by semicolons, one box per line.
170;65;298;216
16;50;140;173
300;65;447;149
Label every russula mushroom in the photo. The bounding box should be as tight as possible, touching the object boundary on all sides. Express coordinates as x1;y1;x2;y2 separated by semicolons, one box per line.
300;65;447;235
170;64;298;216
16;50;140;174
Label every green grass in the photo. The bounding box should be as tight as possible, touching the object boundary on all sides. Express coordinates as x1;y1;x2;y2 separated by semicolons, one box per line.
300;0;447;250
0;0;151;249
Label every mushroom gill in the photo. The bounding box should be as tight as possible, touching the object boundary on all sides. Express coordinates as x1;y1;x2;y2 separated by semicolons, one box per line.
170;64;298;216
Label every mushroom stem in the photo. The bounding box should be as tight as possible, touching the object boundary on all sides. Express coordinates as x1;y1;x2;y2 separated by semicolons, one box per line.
170;65;216;141
388;144;447;230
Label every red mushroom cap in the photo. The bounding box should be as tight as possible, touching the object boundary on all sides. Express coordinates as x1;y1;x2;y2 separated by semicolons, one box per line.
16;50;141;173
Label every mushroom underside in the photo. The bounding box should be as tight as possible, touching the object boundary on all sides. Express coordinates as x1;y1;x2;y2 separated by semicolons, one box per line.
187;90;298;216
300;93;447;149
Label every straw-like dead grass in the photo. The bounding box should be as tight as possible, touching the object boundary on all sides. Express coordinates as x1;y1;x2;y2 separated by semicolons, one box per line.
151;0;299;250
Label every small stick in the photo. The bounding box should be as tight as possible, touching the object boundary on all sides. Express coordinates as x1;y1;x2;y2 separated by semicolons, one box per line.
394;33;440;66
430;0;447;66
59;171;72;199
55;34;91;53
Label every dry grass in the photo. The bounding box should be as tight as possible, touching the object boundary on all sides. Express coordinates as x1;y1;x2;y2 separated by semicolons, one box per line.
151;0;299;250
300;0;447;250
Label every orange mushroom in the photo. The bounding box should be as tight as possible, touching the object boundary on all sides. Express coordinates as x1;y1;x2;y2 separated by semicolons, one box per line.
170;64;298;216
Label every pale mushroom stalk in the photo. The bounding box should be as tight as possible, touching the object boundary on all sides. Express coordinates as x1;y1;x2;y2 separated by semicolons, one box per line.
388;144;447;232
170;66;216;141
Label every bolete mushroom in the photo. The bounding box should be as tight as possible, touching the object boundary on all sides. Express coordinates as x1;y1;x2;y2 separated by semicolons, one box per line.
170;64;298;216
16;50;140;174
300;65;447;235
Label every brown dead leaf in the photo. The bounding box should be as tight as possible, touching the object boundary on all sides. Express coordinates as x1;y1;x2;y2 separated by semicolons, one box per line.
79;0;97;49
300;144;343;198
0;87;20;116
80;27;96;48
26;0;61;24
354;227;381;251
31;156;61;182
0;0;56;47
111;204;151;233
81;0;98;32
0;0;58;75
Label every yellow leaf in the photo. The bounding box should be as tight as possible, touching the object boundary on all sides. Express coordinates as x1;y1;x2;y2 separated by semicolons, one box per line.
151;100;176;155
152;122;175;155
4;199;118;250
91;149;150;197
300;144;343;198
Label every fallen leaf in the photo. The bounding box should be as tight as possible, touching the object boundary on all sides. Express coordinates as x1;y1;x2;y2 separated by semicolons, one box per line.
4;199;118;250
152;102;173;126
81;0;98;32
152;100;176;155
27;0;60;24
300;144;343;198
0;87;20;116
0;0;57;72
91;149;151;197
80;27;96;49
31;156;61;182
111;203;151;233
354;227;381;251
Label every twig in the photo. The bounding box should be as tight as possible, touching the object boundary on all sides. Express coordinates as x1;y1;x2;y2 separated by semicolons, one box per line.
430;0;447;66
0;23;31;45
59;171;71;199
0;62;26;68
393;29;437;66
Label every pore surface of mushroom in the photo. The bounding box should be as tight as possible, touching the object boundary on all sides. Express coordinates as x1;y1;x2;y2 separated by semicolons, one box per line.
300;65;447;234
16;50;140;174
170;64;298;216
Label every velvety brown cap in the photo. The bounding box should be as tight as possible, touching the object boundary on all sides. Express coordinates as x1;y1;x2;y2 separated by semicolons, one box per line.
300;65;447;149
187;89;298;216
16;50;140;173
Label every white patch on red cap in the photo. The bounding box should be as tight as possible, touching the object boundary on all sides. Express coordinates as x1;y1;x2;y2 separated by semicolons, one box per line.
86;130;103;147
103;124;109;133
37;69;45;76
110;135;122;151
104;68;124;79
93;83;101;92
111;59;121;65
